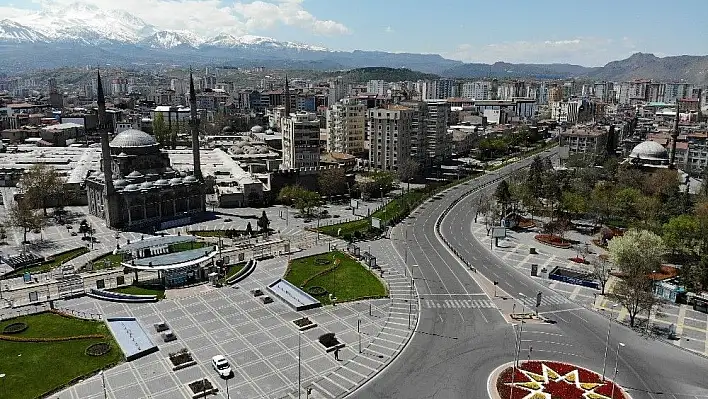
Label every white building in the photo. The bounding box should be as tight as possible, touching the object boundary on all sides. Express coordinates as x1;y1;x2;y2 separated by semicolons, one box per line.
461;81;491;100
326;98;367;156
421;79;457;100
328;77;347;105
367;105;413;170
424;100;452;161
551;101;580;123
281;112;320;169
367;80;388;96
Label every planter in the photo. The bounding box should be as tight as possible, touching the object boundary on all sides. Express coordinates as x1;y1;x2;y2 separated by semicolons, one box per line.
534;234;572;249
293;317;317;332
169;349;196;371
188;378;218;399
318;332;345;352
3;322;28;334
495;360;629;399
85;342;111;356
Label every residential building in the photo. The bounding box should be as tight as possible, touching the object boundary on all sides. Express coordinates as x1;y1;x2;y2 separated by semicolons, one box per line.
551;100;580;124
461;81;491;100
367;105;413;170
560;126;607;159
328;77;347;105
548;86;563;103
424;99;452;162
281;111;321;169
326;98;367;156
367;80;387;96
421;79;457;100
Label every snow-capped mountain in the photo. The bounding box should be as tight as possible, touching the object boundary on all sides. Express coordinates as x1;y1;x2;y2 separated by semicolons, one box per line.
1;1;326;51
0;19;49;43
139;31;204;49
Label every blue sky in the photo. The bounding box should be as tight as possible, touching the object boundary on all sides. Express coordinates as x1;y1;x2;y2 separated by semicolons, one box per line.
3;0;708;65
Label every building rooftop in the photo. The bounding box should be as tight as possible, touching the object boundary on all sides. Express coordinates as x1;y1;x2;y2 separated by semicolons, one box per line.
110;129;158;148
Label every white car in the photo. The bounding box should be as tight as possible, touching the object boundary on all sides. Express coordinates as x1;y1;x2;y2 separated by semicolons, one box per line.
211;355;232;378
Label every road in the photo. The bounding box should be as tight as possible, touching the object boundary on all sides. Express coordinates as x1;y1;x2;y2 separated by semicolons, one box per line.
352;148;708;399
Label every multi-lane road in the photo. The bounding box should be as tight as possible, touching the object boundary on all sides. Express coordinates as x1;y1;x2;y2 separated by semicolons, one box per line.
353;148;708;399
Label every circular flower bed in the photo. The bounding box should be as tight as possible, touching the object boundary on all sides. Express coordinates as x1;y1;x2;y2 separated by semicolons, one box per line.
85;342;112;356
3;322;28;334
315;258;330;265
496;360;629;399
569;257;589;265
307;286;328;296
535;234;572;249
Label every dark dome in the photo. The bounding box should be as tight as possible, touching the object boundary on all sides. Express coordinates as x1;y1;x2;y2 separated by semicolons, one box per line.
110;129;158;149
222;126;234;133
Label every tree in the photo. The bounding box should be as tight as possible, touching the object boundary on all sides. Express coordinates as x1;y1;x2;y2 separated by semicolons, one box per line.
397;158;421;192
257;211;270;235
0;223;7;243
592;256;611;295
318;168;347;198
245;222;253;237
560;191;586;220
152;112;168;147
589;182;614;227
494;180;512;216
694;200;708;256
295;190;321;216
9;202;42;243
17;164;64;216
662;214;699;256
607;229;664;327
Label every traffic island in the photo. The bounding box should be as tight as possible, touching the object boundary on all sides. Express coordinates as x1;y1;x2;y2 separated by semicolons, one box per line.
489;360;630;399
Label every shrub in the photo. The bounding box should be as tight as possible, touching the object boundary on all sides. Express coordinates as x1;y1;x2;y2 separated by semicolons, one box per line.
318;332;339;347
307;286;327;296
3;322;28;334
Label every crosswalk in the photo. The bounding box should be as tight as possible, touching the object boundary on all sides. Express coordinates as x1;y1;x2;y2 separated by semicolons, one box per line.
518;294;570;308
422;299;495;309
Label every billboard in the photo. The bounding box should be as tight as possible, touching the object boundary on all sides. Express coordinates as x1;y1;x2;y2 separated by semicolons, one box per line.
371;217;382;229
492;227;506;238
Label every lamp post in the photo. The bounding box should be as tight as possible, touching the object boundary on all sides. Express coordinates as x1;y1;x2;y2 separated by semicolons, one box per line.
99;370;106;399
611;342;626;398
298;331;302;399
601;317;611;381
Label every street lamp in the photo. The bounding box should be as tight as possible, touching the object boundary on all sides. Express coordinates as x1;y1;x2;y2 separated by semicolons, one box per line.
611;342;625;398
99;370;106;399
298;331;302;398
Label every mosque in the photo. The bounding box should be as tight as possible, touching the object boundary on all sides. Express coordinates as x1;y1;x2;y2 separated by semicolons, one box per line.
85;71;206;230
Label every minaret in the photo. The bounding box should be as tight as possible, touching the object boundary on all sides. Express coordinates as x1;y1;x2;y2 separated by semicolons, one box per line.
284;74;290;117
97;69;114;195
189;70;202;180
669;100;680;168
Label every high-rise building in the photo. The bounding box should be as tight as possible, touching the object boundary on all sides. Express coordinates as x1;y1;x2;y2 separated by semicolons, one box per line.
326;98;367;155
367;80;387;96
461;81;491;100
424;100;451;162
328;77;347;105
281;112;321;169
421;79;456;100
367;105;413;170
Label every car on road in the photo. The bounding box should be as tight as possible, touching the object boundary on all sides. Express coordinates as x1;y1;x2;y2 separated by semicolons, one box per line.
211;355;232;378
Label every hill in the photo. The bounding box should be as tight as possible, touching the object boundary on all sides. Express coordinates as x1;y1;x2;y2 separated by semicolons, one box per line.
585;53;708;84
325;67;440;83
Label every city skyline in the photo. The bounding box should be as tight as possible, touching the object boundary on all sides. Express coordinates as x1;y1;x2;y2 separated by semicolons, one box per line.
0;0;707;66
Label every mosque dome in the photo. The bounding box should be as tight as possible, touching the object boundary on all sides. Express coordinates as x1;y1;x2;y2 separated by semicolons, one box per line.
154;179;169;186
110;129;158;149
629;141;669;161
183;175;198;183
124;184;140;192
169;178;183;186
113;179;128;188
222;126;234;133
251;125;264;133
127;170;144;179
139;181;154;190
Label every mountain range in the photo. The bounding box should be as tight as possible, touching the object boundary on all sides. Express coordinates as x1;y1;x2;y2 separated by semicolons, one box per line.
1;2;707;84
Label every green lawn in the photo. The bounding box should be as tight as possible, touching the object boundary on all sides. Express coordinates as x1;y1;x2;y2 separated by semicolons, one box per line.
110;285;165;300
0;312;123;399
3;247;89;278
284;251;387;305
91;253;124;270
168;241;207;252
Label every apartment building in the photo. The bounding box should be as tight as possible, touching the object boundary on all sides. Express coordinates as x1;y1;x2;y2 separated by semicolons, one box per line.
421;79;457;100
367;105;413;171
461;81;491;100
367;80;387;96
424;99;452;162
560;126;607;158
326;98;366;156
281;112;321;169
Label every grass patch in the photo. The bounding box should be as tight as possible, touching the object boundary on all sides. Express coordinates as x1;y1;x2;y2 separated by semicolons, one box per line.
111;285;165;300
284;251;387;305
218;262;247;284
3;247;89;278
0;312;123;399
168;241;207;252
90;253;124;270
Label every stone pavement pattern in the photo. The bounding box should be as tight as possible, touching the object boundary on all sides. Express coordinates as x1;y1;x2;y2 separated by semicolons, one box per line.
49;239;416;399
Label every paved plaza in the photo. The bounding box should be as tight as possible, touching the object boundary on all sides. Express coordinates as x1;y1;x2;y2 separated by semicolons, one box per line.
44;238;416;399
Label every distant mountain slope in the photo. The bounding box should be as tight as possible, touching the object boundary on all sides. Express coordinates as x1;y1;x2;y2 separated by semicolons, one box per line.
585;53;708;84
324;67;440;82
441;62;596;79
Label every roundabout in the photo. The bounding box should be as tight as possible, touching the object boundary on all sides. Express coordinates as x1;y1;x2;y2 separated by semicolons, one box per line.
489;360;629;399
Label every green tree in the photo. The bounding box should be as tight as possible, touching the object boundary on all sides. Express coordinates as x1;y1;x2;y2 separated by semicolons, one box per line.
589;182;614;226
318;168;348;198
18;164;64;216
152;112;168;147
246;221;253;237
607;229;664;327
561;191;586;220
613;188;641;219
662;214;699;256
397;158;421;192
295;190;321;216
494;180;512;215
9;202;43;243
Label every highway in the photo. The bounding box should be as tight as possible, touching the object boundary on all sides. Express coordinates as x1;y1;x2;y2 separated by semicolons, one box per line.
352;148;708;399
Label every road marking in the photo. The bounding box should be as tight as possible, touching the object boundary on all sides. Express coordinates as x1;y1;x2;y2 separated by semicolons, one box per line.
569;285;582;300
539;307;585;315
530;348;583;358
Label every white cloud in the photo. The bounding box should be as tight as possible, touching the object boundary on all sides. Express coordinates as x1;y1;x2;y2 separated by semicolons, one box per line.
5;0;349;38
444;37;638;66
384;26;393;33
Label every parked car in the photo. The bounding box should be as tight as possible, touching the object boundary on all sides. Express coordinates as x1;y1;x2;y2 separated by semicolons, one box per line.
211;355;232;378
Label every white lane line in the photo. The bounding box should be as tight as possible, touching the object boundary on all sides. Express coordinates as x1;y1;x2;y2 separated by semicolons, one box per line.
530;349;584;358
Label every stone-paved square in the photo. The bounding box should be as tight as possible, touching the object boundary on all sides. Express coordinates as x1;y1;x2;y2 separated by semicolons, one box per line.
243;359;276;380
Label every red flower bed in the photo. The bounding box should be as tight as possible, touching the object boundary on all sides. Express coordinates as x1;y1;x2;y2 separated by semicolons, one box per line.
568;257;589;264
496;360;628;399
534;234;572;249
